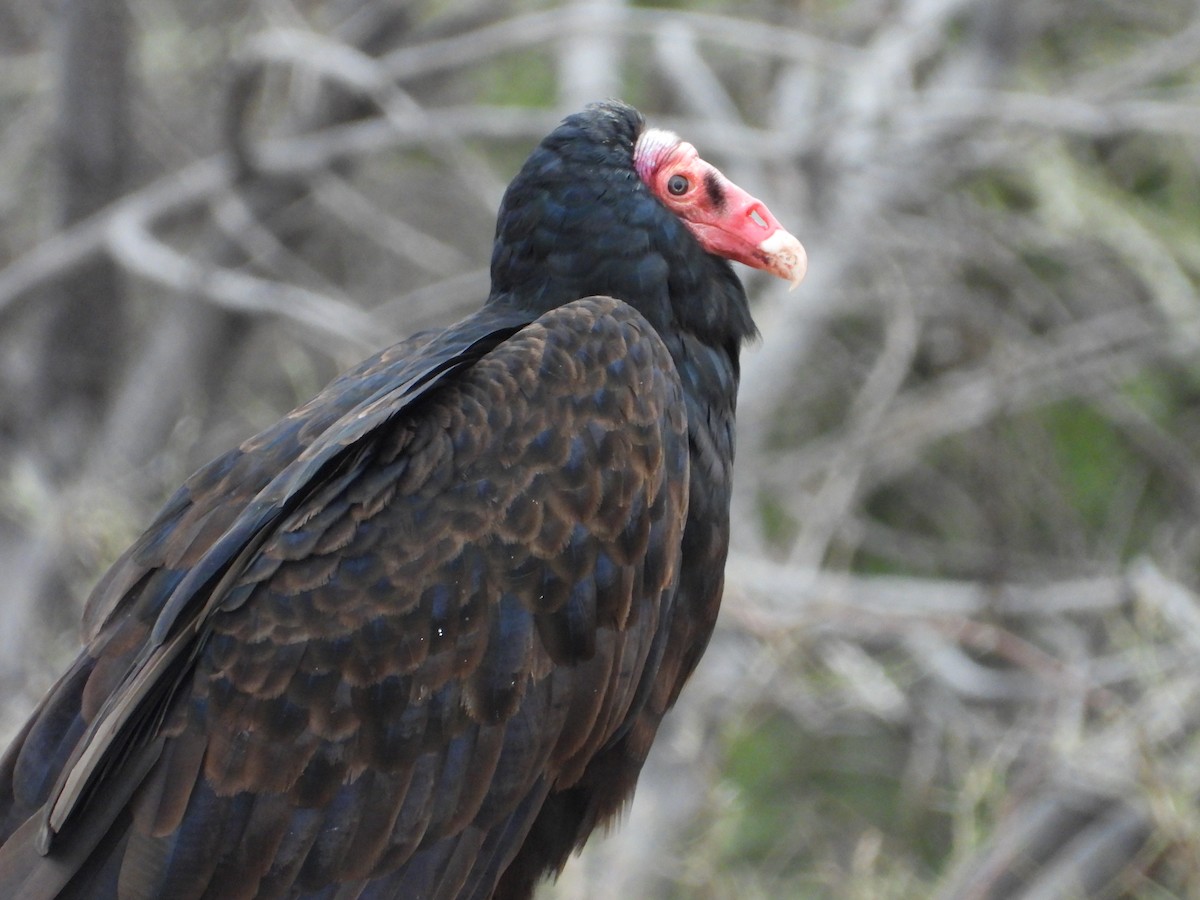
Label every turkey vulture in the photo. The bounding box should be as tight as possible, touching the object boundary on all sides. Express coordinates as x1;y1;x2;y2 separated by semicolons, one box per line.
0;100;805;899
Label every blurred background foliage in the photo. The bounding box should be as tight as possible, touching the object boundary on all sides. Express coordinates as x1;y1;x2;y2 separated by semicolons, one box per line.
3;0;1200;896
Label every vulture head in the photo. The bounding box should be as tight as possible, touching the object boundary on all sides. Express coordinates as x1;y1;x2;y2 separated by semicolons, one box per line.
489;100;806;345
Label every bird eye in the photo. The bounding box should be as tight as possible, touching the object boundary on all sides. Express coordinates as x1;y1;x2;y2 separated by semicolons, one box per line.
667;174;689;196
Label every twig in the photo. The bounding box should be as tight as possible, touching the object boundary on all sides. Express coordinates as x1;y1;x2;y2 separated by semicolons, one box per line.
767;308;1163;498
558;0;624;110
309;173;474;277
788;259;920;566
723;554;1127;621
378;6;858;84
106;191;380;349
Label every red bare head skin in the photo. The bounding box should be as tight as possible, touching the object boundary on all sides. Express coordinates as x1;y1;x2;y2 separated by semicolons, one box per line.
634;128;807;289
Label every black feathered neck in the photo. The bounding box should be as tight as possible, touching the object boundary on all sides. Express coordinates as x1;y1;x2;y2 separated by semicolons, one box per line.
487;101;757;351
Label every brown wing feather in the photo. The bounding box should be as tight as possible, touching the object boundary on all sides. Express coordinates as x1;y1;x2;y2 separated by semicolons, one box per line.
0;296;688;899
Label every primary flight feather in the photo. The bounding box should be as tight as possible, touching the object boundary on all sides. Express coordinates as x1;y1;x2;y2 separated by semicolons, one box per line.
0;100;805;899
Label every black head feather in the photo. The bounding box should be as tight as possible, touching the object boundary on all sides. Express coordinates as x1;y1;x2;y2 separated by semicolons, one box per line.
488;100;757;350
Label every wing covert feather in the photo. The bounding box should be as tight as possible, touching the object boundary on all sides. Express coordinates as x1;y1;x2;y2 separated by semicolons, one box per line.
0;296;689;899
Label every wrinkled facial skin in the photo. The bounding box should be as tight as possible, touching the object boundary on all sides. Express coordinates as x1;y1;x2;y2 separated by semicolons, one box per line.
634;129;807;289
